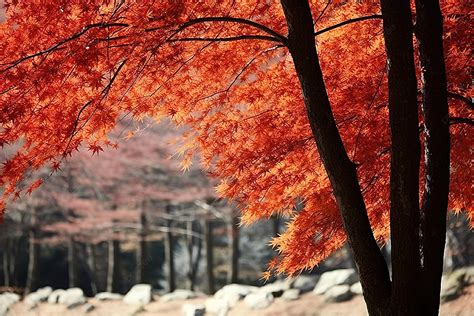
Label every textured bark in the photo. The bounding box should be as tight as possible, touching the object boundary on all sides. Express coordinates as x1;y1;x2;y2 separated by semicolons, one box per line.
380;0;422;314
186;220;195;290
203;220;215;294
164;205;175;292
227;215;239;284
280;1;391;314
3;239;10;287
106;239;121;293
415;0;450;313
136;211;148;284
25;209;39;294
85;243;98;295
68;237;77;288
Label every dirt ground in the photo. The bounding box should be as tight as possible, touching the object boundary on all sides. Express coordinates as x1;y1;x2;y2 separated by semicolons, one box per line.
9;285;474;316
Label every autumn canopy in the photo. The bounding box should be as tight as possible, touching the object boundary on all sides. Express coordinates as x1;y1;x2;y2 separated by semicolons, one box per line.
0;0;471;278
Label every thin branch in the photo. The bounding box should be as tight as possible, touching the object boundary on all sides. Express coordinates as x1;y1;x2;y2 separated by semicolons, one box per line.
449;117;474;126
168;35;281;43
447;92;473;109
314;15;383;37
0;23;129;74
150;16;287;44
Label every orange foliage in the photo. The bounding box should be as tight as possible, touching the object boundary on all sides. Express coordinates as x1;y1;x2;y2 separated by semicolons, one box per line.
0;0;471;275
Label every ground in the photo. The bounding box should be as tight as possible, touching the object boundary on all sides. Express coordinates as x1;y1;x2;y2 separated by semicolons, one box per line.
9;285;474;316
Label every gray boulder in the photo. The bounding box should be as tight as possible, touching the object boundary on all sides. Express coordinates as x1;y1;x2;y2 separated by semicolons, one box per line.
214;284;258;306
183;303;205;316
441;270;466;302
95;292;123;301
47;289;66;304
259;280;290;297
313;269;358;295
291;275;320;293
205;298;230;316
244;292;274;309
58;288;86;308
281;289;300;301
324;285;353;303
124;284;152;305
160;289;196;302
350;282;363;295
0;293;20;316
24;286;53;307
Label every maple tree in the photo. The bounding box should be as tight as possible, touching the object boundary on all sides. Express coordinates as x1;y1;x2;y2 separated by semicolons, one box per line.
0;0;472;314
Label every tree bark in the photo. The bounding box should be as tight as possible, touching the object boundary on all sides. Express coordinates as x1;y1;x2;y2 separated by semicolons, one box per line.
414;0;450;313
85;243;98;295
107;239;121;293
136;211;148;284
280;2;391;314
68;237;77;289
164;205;175;292
203;220;215;294
25;209;39;294
186;220;196;290
380;0;422;314
227;215;239;284
3;238;10;287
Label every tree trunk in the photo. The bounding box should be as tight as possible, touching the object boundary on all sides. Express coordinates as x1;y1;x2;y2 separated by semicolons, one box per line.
380;0;422;314
280;2;391;314
227;215;239;284
3;238;10;287
68;237;77;288
107;239;121;293
186;220;195;290
25;209;39;294
85;243;98;295
136;211;148;284
414;0;450;313
203;220;215;294
164;205;175;292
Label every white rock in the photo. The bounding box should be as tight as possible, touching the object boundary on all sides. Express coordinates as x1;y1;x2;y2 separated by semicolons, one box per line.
313;269;358;295
182;303;205;316
95;292;123;301
58;288;86;308
205;297;230;316
160;289;196;302
291;275;320;292
350;282;363;295
82;303;95;313
214;284;258;306
47;289;66;304
324;285;352;303
259;280;290;296
244;292;274;309
123;284;152;305
24;286;53;306
0;293;20;316
281;289;300;300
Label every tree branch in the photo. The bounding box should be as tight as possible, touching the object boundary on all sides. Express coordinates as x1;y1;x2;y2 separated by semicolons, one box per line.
449;116;474;126
314;15;383;37
168;35;281;43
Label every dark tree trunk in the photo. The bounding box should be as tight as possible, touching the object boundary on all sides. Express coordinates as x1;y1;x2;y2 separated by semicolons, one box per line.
85;243;98;295
136;211;148;284
68;237;77;288
186;221;196;290
25;209;39;294
227;215;239;284
107;239;121;293
380;0;422;314
414;0;450;313
164;205;175;292
280;1;391;314
3;238;10;287
203;220;215;294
